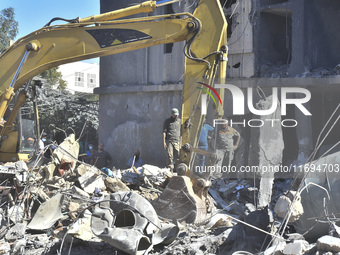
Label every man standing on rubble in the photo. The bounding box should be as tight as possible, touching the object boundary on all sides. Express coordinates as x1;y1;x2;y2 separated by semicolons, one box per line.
163;108;181;172
91;143;113;169
216;120;240;170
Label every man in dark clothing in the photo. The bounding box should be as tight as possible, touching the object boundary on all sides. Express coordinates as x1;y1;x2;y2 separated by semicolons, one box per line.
91;143;113;169
163;108;181;171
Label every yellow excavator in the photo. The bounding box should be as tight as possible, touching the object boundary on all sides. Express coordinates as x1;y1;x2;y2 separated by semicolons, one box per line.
0;0;227;223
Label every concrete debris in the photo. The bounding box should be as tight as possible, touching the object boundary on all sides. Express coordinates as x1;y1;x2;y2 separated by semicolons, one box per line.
0;134;339;255
0;241;10;255
282;240;310;255
4;222;26;242
52;133;79;173
274;190;304;222
264;241;286;255
104;177;130;192
317;235;340;253
27;193;65;230
77;164;106;194
68;210;95;241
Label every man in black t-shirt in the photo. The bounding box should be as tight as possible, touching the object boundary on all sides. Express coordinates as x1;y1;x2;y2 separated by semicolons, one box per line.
163;108;181;172
91;143;113;169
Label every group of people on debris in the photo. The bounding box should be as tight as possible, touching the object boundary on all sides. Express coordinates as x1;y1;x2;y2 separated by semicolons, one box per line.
163;108;241;172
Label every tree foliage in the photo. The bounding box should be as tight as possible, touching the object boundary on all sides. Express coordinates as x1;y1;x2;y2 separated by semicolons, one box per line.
0;7;18;52
40;67;68;90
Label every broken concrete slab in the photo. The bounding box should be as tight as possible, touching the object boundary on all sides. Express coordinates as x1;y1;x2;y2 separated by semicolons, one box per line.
317;235;340;253
4;222;27;242
52;134;79;172
264;241;286;255
283;240;309;255
77;164;106;194
27;193;65;230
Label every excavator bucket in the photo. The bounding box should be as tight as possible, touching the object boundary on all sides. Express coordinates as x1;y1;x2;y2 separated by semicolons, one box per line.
153;176;214;223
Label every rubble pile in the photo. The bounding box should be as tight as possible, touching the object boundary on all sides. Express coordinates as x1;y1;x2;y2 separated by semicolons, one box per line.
0;136;339;254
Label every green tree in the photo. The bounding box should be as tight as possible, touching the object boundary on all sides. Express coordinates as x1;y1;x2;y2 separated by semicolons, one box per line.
40;66;67;90
0;7;18;52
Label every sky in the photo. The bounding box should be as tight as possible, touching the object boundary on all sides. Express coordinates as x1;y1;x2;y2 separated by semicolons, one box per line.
0;0;100;64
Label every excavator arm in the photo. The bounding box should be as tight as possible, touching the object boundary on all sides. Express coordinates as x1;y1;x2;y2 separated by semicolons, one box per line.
0;3;200;160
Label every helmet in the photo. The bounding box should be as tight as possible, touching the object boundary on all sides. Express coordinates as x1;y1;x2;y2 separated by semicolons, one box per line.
171;108;179;116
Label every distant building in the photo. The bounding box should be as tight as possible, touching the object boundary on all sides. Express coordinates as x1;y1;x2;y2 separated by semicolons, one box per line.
58;62;99;94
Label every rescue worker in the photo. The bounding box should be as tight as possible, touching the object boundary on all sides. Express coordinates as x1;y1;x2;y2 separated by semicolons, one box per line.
216;120;240;169
91;143;113;169
163;108;181;172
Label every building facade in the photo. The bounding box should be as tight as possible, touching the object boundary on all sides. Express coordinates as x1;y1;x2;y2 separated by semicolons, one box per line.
59;62;99;94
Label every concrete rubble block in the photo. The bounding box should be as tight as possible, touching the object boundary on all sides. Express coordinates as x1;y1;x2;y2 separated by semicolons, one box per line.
274;191;304;222
68;201;80;219
286;233;305;242
4;222;27;242
42;163;56;180
52;134;79;172
68;210;95;241
245;203;256;214
317;235;340;253
30;187;50;202
283;240;310;255
71;186;90;199
77;164;106;194
105;177;130;193
264;241;286;255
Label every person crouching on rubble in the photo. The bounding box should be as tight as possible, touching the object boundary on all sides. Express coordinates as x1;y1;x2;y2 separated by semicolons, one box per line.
163;108;181;172
126;150;145;173
91;143;113;169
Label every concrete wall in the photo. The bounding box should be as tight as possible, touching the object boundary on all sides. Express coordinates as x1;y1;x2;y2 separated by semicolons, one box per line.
98;0;190;168
95;85;182;168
